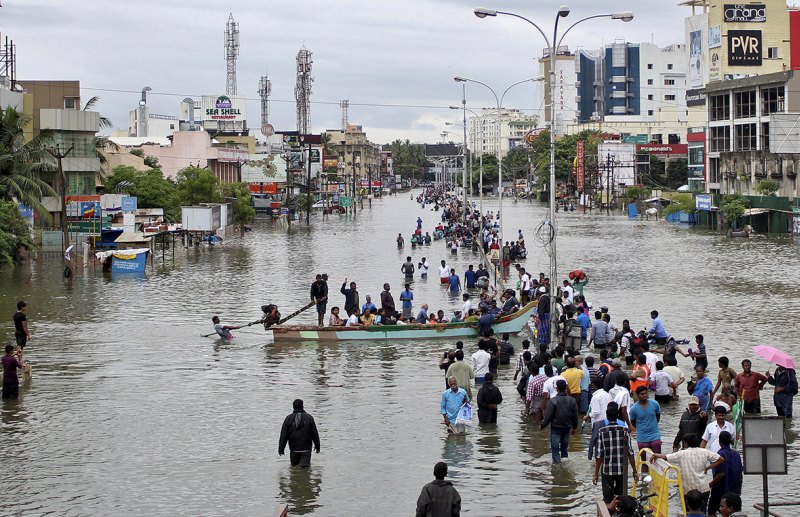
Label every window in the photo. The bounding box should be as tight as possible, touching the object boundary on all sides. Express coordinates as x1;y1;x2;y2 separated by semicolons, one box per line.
761;86;785;115
710;126;731;152
667;63;674;70
762;122;770;151
651;134;663;144
665;79;675;86
668;134;680;144
64;97;80;110
665;95;676;101
734;90;757;118
689;146;704;166
648;110;654;116
768;47;779;59
647;94;654;100
735;123;757;151
710;93;730;121
169;124;175;130
647;64;653;70
709;157;720;184
647;79;654;85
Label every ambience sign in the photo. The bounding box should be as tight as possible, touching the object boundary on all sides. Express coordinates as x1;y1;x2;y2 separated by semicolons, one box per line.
724;4;766;22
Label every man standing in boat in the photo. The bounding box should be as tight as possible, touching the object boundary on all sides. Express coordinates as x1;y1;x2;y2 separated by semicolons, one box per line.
380;283;396;318
340;279;359;317
310;274;328;326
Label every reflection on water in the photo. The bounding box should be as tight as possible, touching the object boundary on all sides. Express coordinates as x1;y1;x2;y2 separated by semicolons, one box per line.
278;466;323;515
0;194;798;515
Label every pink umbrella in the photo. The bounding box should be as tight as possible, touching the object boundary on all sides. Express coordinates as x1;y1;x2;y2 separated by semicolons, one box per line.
753;345;796;369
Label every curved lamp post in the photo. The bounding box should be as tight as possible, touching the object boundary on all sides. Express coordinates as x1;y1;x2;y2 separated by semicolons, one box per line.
474;5;633;343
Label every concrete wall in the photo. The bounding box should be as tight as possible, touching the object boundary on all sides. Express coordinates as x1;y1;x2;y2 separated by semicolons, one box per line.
16;80;80;135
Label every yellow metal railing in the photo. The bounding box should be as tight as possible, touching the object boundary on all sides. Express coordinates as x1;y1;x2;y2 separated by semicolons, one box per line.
631;448;686;517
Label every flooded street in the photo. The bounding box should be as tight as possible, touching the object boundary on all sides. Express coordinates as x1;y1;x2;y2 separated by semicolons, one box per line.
1;193;799;516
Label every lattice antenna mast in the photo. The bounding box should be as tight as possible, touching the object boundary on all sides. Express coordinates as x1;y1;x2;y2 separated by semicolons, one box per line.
295;47;313;134
258;74;273;137
224;13;240;96
340;100;349;130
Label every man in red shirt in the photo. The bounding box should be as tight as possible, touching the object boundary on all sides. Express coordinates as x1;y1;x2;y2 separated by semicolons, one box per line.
734;359;768;413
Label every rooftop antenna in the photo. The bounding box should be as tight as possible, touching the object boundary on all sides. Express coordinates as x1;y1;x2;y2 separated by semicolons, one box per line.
340;100;349;130
258;72;273;137
225;13;240;96
295;46;313;134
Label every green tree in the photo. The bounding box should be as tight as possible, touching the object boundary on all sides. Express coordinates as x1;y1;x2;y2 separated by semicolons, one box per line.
384;139;426;181
529;130;601;188
756;178;779;196
720;193;750;228
221;182;255;235
129;148;145;158
663;193;695;215
143;155;160;169
0;108;57;220
104;165;179;220
175;166;222;206
0;199;35;268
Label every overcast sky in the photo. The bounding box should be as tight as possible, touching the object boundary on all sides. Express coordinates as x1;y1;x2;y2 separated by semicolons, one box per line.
4;0;690;145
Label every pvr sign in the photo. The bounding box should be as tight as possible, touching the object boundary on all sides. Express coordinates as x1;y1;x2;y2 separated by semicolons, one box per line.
728;30;762;66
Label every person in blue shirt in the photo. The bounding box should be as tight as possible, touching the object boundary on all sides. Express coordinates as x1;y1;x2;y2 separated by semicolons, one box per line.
441;376;469;433
576;310;591;340
416;304;430;324
448;269;461;293
361;295;377;314
692;365;714;412
464;265;478;289
417;216;423;230
628;386;662;453
648;309;668;346
399;283;414;319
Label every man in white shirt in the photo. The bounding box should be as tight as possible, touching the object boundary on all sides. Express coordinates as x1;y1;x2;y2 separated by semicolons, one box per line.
471;342;491;385
418;257;429;279
586;387;613;424
662;356;685;398
439;260;450;285
519;269;532;305
701;405;736;453
609;374;632;428
642;343;659;374
461;294;472;318
562;281;574;305
345;311;361;327
542;368;567;399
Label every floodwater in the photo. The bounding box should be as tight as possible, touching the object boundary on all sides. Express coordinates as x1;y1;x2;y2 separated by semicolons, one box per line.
1;193;799;516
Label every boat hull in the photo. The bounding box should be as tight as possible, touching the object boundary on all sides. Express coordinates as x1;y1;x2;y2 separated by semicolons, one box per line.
269;301;536;342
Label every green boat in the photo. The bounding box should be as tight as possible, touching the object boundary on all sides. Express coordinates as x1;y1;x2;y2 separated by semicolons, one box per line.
269;301;537;342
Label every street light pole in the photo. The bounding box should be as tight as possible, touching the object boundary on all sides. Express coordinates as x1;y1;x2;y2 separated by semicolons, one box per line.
461;82;468;220
474;5;633;344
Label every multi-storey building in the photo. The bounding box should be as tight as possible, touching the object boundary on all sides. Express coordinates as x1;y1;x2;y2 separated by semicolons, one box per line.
325;124;382;181
466;109;539;157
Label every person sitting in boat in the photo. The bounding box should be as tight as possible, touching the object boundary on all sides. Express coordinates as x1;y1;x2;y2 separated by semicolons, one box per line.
360;309;376;326
346;309;363;327
429;313;439;324
328;307;345;326
212;316;239;339
501;290;520;315
436;310;449;324
261;304;281;328
450;311;464;323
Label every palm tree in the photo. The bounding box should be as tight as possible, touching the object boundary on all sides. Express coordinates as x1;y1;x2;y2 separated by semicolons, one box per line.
83;96;120;180
0;107;57;219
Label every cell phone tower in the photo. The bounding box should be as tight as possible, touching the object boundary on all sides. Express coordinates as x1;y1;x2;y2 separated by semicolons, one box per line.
295;46;313;134
340;100;349;130
258;74;273;137
224;13;239;96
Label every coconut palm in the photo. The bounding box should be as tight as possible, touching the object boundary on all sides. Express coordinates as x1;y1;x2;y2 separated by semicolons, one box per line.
0;107;56;219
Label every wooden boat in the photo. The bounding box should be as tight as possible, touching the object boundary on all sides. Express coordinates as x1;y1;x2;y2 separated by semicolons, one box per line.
269;301;537;342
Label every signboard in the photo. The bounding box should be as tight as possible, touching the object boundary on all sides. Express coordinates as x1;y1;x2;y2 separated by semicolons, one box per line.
323;157;338;170
488;248;500;264
635;144;689;155
696;194;712;210
525;128;547;146
358;180;382;187
17;204;33;218
309;149;321;163
724;4;766;22
686;89;706;107
622;134;649;144
709;25;722;48
249;183;279;194
298;134;322;145
576;140;585;190
710;50;722;81
200;95;246;122
728;30;762;66
217;148;248;163
339;196;353;207
689;30;703;88
121;196;138;212
241;154;288;184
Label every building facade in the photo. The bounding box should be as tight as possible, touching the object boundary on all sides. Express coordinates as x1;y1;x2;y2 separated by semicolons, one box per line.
325;124;382;181
467;109;539;157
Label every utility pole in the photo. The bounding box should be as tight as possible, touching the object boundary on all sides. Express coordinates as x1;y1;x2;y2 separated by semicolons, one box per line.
606;152;612;216
48;145;74;249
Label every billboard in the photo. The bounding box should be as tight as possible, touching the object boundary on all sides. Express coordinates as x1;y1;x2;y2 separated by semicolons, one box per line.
689;30;703;88
200;95;247;122
724;4;766;22
769;113;800;154
710;50;722;81
728;30;762;66
696;194;713;210
241;154;287;183
708;26;722;48
576;140;585;190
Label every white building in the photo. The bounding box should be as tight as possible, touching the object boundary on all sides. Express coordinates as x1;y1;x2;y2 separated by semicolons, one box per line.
467;109;540;157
